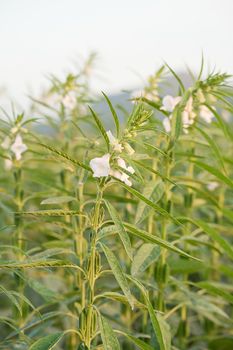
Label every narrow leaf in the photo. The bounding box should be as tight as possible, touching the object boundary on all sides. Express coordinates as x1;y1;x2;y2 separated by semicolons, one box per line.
125;223;201;261
197;282;233;304
100;242;134;309
116;330;154;350
191;160;233;188
41;196;76;205
181;218;233;260
118;182;181;226
105;200;133;260
195;125;226;173
29;332;64;350
128;276;171;350
38;143;91;171
89;106;110;150
102;91;120;137
19;209;84;217
99;314;121;350
131;244;160;275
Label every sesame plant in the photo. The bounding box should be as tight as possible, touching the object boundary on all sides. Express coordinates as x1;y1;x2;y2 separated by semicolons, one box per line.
0;60;233;350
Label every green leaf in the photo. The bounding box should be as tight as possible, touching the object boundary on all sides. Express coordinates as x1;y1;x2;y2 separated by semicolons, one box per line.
209;337;233;350
195;125;226;173
89;106;110;150
191;160;233;188
125;223;200;261
116;330;154;350
169;258;206;274
19;209;84;217
0;260;85;274
128;276;171;350
118;182;181;226
183;218;233;260
99;314;121;350
105;200;133;260
133;160;177;188
205;103;230;139
170;91;191;142
165;62;185;93
95;292;145;309
197;282;233;304
131;244;160;275
100;242;134;309
0;285;22;315
41;196;77;205
27;278;58;301
38;143;91;171
102;91;120;137
29;332;64;350
135;180;164;224
138;97;168;116
197;52;204;80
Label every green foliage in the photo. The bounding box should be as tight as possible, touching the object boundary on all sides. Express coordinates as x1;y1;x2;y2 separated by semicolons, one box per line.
0;59;232;350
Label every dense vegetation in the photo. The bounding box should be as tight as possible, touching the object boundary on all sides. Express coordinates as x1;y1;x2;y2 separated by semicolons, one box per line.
0;58;233;349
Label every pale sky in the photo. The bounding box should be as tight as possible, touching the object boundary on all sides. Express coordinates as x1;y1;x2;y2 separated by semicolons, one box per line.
0;0;232;106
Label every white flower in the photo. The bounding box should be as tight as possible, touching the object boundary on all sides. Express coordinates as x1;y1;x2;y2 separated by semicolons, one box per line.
120;173;132;187
89;154;111;177
10;134;27;160
182;96;196;131
109;157;135;186
199;105;214;123
109;169;122;180
106;130;124;153
162;117;171;133
207;181;219;191
117;157;135;186
117;158;134;173
161;95;181;112
4;159;13;170
1;136;11;150
61;92;76;110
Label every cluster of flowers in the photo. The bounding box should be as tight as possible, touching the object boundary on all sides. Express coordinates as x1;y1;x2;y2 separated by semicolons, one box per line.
90;131;135;186
161;94;215;134
1;128;27;170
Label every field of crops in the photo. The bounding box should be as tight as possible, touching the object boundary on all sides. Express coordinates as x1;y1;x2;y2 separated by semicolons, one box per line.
0;59;233;350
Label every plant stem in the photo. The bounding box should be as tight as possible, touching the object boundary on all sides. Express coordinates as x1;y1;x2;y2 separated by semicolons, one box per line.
85;183;104;349
179;152;194;347
157;149;172;312
14;167;25;333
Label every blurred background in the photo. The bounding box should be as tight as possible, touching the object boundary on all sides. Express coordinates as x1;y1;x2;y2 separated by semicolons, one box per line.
0;0;233;107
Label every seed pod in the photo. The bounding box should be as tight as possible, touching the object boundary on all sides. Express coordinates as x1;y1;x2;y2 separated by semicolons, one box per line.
184;193;193;208
95;251;101;274
91;308;98;334
162;263;170;284
155;261;164;285
167;200;172;213
79;307;87;332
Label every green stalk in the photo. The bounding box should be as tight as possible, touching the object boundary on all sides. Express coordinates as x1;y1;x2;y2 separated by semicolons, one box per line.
14;167;26;334
157;148;172;312
78;182;86;310
179;151;194;347
212;187;224;280
85;183;104;349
